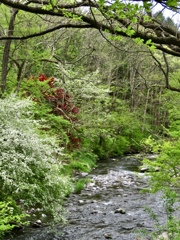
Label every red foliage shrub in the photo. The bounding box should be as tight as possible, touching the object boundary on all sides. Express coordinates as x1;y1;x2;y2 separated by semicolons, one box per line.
25;73;81;149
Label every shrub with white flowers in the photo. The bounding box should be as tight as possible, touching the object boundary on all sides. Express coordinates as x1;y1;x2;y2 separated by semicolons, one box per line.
0;96;72;222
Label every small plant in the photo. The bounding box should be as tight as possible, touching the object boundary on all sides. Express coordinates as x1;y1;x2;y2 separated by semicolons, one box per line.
0;200;27;239
74;178;90;193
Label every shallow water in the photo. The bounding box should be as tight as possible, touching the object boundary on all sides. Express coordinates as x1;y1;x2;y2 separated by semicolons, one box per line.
6;154;170;240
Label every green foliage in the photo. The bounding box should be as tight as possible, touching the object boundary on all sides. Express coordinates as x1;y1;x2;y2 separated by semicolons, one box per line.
166;0;178;7
0;200;27;238
142;91;180;191
61;70;147;157
19;74;81;149
73;178;90;193
71;150;97;171
165;216;180;240
0;96;72;223
91;135;129;158
123;26;135;37
134;37;144;45
167;104;180;139
62;149;97;175
20;75;54;102
85;108;146;158
142;111;180;238
62;9;82;21
145;39;156;51
141;136;162;153
143;139;180;192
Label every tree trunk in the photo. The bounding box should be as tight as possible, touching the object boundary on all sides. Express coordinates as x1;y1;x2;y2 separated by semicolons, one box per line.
1;8;18;93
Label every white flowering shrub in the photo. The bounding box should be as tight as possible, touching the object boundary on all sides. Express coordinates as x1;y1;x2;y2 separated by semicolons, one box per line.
0;96;72;220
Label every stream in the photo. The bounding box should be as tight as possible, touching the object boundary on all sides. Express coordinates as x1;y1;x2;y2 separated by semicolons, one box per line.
6;154;169;240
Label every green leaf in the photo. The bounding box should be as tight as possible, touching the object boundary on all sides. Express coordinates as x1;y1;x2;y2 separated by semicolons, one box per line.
134;37;144;45
167;0;178;7
146;39;152;45
123;26;135;37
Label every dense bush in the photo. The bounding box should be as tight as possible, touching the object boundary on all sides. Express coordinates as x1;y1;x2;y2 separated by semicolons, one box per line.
0;96;72;232
20;74;81;149
142;108;180;239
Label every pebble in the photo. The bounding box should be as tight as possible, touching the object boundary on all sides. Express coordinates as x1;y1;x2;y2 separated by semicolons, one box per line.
88;182;95;187
30;208;36;213
36;220;42;224
114;208;126;214
32;220;42;228
140;167;149;173
104;233;112;239
80;172;89;177
78;200;84;204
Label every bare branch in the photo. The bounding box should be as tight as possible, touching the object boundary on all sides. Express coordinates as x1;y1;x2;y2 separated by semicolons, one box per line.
0;23;92;40
151;51;180;92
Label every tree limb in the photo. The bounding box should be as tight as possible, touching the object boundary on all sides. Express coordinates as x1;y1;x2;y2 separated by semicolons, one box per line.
1;0;180;57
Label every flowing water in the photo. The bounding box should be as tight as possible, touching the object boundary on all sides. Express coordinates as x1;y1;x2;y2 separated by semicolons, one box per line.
6;154;169;240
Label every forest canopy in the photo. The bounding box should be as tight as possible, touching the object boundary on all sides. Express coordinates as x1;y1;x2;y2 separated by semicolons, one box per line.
0;0;180;56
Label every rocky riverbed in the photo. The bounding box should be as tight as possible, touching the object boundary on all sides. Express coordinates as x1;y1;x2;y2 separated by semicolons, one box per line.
6;155;171;240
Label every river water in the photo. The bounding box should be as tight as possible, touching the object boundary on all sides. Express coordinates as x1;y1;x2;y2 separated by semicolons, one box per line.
6;154;169;240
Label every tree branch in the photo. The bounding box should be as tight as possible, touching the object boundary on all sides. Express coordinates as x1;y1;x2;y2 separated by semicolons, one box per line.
0;23;92;40
151;51;180;92
1;0;180;57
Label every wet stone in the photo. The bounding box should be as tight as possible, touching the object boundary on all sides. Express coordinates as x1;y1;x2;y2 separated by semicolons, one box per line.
104;233;113;239
80;172;89;177
114;208;126;214
32;220;42;228
122;225;134;230
140;167;149;173
91;210;103;214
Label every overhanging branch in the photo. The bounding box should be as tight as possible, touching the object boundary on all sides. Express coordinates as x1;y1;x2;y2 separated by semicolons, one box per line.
1;0;180;57
0;24;92;40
